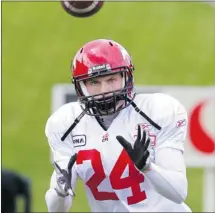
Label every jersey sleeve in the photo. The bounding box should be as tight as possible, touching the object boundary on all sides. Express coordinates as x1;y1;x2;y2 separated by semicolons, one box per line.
45;111;76;164
45;107;78;191
152;93;188;152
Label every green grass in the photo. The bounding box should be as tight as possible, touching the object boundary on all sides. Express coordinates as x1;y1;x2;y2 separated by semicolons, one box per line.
2;2;214;212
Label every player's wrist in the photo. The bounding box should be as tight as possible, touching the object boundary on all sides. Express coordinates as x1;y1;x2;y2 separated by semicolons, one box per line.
140;161;152;174
54;188;69;198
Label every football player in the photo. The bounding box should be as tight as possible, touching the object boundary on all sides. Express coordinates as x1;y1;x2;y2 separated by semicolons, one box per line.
45;39;192;212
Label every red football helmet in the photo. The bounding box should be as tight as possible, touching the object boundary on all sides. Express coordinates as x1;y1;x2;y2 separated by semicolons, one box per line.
71;39;135;116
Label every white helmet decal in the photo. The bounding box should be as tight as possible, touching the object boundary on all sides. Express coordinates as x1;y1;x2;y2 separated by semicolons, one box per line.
72;54;78;69
119;44;129;60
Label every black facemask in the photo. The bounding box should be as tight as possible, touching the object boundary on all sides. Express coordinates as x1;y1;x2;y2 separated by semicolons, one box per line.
74;68;135;116
82;91;126;116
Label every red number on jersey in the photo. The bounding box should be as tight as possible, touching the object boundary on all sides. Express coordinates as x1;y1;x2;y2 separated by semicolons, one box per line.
76;149;118;200
110;150;146;205
76;149;146;205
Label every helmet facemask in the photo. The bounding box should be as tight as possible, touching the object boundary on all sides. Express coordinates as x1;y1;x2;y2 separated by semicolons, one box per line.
73;66;135;116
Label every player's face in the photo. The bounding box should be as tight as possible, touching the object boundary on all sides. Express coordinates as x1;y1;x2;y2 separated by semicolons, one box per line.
84;73;123;96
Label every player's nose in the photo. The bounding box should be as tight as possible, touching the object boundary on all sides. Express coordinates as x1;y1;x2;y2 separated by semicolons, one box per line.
100;82;111;94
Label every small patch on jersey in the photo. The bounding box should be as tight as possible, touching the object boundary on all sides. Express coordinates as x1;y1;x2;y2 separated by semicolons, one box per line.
102;132;109;142
134;123;157;146
176;119;187;128
72;135;86;147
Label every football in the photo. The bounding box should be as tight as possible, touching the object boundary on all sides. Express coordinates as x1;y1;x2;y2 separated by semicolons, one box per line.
61;0;104;18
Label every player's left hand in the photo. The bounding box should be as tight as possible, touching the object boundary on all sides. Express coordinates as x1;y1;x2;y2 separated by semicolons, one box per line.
116;124;151;172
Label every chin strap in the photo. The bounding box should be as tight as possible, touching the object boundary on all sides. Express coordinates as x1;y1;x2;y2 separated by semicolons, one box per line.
61;109;87;141
129;100;161;130
61;98;161;141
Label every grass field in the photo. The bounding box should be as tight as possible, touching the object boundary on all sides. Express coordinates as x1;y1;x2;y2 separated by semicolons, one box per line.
2;2;214;212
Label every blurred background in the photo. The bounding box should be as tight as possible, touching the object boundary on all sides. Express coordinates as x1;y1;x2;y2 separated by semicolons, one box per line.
2;1;214;212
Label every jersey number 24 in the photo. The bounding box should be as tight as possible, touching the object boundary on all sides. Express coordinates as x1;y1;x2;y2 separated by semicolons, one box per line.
76;149;146;205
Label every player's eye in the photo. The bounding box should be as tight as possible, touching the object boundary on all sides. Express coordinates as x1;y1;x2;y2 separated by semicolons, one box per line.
108;78;115;83
90;79;99;86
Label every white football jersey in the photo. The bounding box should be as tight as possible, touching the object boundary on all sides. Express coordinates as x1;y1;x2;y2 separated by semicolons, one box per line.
45;93;190;212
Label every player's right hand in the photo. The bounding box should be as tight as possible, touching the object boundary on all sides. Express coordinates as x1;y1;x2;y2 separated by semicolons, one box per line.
116;124;152;172
53;153;77;197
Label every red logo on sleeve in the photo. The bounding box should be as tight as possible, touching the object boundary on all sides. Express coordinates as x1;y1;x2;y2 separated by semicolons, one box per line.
176;119;187;128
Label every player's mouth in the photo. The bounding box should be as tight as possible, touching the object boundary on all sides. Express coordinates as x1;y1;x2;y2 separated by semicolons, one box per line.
86;92;125;115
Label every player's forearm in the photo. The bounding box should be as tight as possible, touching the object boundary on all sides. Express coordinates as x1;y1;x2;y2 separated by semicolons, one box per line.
45;188;72;212
144;162;187;204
